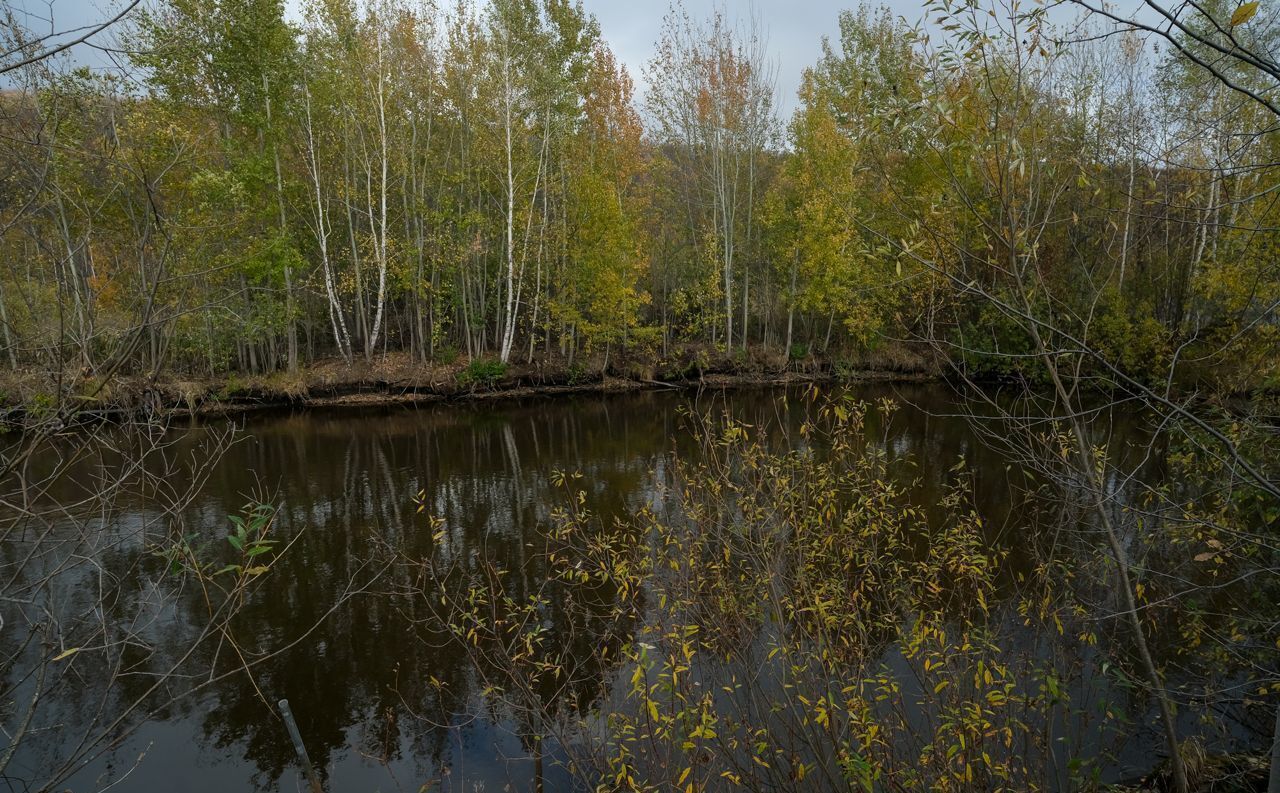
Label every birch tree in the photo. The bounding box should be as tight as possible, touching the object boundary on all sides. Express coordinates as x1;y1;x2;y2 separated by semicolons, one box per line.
645;3;777;351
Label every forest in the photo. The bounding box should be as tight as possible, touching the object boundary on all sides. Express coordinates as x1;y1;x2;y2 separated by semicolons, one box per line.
1;0;1279;792
0;0;1274;395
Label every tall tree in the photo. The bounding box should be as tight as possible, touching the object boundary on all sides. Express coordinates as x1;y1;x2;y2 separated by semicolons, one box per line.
645;3;777;351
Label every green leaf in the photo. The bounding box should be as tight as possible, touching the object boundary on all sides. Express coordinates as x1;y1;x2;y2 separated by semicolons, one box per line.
53;647;80;661
227;533;243;550
1231;2;1259;25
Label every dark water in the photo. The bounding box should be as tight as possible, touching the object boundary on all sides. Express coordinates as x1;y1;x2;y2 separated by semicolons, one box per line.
0;384;1262;792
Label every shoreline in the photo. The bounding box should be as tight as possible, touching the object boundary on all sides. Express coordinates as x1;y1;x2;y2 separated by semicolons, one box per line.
0;350;945;427
4;344;1269;428
184;368;939;419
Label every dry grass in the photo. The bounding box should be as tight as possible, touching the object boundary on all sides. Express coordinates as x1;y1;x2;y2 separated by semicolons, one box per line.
0;342;943;419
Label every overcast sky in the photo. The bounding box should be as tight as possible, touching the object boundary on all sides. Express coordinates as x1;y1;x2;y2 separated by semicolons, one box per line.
585;1;854;118
7;0;1122;115
5;0;907;114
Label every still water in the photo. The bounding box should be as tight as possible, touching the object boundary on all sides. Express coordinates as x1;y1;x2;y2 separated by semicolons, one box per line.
0;384;1253;792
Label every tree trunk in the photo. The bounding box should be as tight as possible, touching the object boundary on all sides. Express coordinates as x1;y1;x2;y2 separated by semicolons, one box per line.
265;73;298;373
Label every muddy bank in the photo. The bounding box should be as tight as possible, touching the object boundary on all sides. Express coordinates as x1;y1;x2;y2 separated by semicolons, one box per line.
182;368;938;418
0;346;943;425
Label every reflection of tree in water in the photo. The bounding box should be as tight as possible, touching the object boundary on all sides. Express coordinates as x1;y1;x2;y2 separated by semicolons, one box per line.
0;423;256;791
11;386;1242;792
170;395;666;789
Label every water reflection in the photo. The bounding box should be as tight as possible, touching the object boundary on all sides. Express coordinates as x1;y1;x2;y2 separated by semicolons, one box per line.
2;384;1252;792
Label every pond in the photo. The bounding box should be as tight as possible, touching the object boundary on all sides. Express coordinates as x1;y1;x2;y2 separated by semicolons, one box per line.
1;383;1264;792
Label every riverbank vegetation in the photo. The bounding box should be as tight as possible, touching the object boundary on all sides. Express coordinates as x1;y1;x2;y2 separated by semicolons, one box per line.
1;0;1276;403
401;390;1278;792
1;0;1278;790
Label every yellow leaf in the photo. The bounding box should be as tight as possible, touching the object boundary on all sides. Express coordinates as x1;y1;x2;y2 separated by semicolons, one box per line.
53;647;80;661
1231;1;1259;25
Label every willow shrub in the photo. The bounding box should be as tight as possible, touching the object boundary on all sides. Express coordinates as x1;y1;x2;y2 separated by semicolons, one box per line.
425;391;1095;792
